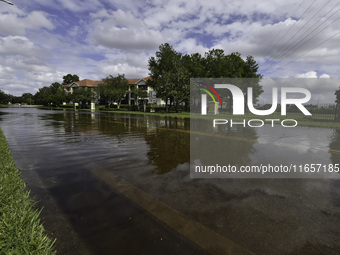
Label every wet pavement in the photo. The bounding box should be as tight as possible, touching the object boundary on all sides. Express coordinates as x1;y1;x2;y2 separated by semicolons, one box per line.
0;107;340;254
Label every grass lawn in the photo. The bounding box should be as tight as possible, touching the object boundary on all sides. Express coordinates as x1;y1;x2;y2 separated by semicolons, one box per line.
0;128;56;254
95;107;340;129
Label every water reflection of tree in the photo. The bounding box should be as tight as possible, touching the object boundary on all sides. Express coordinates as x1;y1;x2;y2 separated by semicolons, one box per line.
57;113;145;138
144;118;258;175
43;112;96;134
96;115;132;137
44;112;258;175
144;129;189;175
143;117;190;174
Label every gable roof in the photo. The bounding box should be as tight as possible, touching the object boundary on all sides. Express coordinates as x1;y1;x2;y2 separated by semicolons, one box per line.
127;76;151;85
64;79;102;87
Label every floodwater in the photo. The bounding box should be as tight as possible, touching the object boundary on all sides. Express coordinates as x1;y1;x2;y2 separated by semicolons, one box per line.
0;107;340;255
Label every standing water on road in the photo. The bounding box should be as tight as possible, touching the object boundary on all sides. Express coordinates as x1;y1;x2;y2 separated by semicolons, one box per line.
0;107;340;255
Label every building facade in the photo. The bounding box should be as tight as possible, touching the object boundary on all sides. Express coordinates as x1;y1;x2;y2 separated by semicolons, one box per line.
64;76;165;106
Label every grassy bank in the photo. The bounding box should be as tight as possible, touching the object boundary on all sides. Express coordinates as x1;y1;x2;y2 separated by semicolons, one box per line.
91;108;340;129
0;129;56;254
37;105;192;118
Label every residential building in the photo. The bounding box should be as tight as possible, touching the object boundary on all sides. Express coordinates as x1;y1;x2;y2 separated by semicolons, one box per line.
64;79;101;95
64;76;165;106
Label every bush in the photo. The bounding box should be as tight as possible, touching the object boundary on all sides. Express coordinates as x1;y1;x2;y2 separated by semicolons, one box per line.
119;104;139;111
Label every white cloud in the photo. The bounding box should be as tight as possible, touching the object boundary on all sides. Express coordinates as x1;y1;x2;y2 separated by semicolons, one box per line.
97;51;150;79
26;71;65;83
0;65;15;85
55;0;102;12
295;72;331;79
320;73;330;78
0;11;54;35
100;63;148;79
176;38;209;55
30;0;104;13
0;36;38;56
90;9;163;51
295;71;318;78
258;78;338;105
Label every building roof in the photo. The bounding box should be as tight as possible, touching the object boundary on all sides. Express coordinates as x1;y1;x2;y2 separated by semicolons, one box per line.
64;79;102;87
127;76;151;84
64;76;151;87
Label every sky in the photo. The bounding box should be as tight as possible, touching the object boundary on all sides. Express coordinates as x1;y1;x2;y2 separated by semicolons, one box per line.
1;0;340;102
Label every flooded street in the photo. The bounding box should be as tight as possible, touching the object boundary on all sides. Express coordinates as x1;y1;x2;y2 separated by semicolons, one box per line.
1;107;340;254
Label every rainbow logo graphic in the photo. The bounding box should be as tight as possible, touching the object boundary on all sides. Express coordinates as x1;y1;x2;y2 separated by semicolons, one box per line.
198;82;223;108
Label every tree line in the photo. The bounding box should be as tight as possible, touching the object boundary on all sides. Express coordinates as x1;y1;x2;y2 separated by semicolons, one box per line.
0;74;130;108
0;74;82;106
148;43;262;112
1;43;264;110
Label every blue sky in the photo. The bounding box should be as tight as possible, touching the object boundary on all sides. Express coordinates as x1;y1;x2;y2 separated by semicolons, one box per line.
1;0;340;97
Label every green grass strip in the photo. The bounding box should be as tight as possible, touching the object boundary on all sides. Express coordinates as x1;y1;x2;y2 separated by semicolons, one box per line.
0;128;56;255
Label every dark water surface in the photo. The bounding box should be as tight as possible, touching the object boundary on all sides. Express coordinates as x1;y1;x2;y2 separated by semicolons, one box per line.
1;107;340;255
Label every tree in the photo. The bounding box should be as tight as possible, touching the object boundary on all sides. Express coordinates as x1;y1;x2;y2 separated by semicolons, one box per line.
0;90;11;104
335;87;340;121
62;74;79;85
21;93;34;105
149;43;262;112
70;87;94;108
34;86;50;106
33;82;66;106
148;43;190;112
202;50;261;79
48;82;66;106
203;49;228;77
131;86;148;111
335;87;340;104
98;74;128;109
162;61;190;112
182;53;206;78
